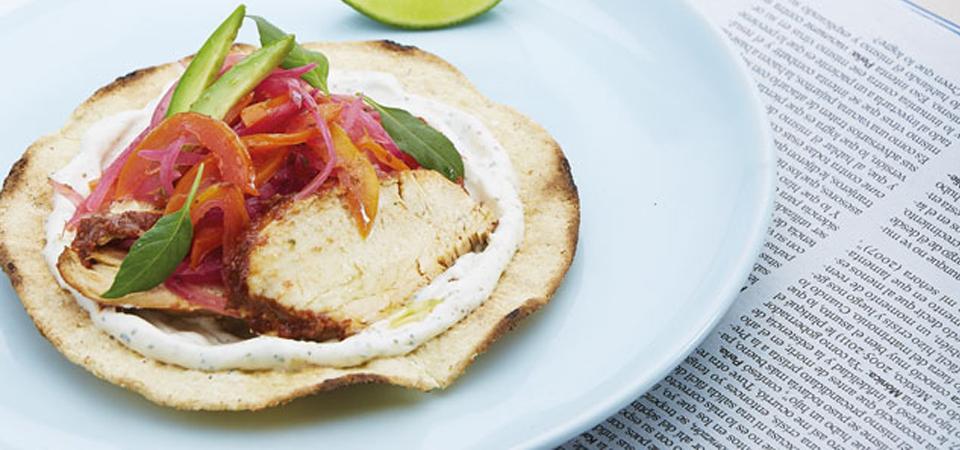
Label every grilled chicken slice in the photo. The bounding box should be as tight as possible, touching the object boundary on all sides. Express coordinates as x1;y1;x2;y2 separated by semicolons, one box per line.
227;169;497;341
57;247;200;311
57;205;201;311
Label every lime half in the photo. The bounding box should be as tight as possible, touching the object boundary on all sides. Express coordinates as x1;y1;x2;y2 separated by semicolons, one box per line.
342;0;503;30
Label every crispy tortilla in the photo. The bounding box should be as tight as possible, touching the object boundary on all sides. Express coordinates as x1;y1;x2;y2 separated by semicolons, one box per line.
0;40;579;410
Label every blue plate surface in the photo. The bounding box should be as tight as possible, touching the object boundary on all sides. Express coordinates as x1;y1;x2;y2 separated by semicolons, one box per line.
0;0;773;448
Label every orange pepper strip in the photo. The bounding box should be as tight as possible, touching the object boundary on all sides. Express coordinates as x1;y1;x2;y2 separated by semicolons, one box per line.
242;129;314;151
189;183;250;259
283;103;343;133
252;150;291;188
190;224;223;268
182;116;257;196
241;94;289;127
240;130;316;187
320;103;343;122
115;112;257;200
357;134;410;172
164;156;220;214
223;91;256;126
330;124;379;237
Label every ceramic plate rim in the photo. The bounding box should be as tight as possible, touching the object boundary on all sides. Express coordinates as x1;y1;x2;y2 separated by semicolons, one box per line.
530;1;776;447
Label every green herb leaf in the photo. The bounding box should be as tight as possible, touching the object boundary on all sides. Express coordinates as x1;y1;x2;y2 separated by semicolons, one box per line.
362;96;464;182
101;164;206;299
248;15;330;94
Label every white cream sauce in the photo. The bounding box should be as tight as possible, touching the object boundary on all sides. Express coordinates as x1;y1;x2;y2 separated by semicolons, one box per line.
43;71;524;370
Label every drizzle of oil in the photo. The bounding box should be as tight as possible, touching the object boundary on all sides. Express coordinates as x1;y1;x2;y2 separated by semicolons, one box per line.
389;298;442;328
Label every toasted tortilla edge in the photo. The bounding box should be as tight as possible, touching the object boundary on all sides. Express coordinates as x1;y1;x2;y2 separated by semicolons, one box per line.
0;40;580;410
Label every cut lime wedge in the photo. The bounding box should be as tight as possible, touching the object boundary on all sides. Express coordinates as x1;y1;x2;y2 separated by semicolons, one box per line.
342;0;502;29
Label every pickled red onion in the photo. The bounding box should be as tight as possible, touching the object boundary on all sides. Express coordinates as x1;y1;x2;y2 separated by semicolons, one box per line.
355;105;419;169
338;97;364;140
294;88;336;199
139;149;207;166
158;136;190;196
172;258;223;284
151;82;177;126
237;93;302;135
268;63;317;79
49;179;84;207
164;276;229;313
66;126;151;227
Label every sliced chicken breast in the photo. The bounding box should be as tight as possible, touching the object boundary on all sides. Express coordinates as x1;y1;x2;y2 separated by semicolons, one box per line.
227;169;497;341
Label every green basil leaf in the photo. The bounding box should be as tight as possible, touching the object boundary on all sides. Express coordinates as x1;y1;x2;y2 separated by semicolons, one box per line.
101;164;206;299
363;96;464;182
248;15;330;94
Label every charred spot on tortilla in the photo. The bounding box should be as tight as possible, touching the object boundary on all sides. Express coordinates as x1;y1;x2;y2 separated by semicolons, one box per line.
3;155;30;193
378;39;419;53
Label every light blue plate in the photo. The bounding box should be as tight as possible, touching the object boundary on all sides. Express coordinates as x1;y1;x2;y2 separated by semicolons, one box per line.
0;0;774;448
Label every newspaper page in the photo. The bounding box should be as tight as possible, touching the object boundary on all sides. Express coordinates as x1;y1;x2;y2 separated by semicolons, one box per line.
564;0;960;448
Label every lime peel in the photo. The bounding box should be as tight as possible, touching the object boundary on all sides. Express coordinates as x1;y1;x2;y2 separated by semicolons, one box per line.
341;0;502;30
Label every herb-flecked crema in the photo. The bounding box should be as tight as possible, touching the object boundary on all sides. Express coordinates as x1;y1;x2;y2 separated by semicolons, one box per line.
42;71;524;370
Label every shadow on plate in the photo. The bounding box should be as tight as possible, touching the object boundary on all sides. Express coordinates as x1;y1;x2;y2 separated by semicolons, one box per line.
0;236;583;431
440;250;585;395
169;254;584;429
160;383;425;430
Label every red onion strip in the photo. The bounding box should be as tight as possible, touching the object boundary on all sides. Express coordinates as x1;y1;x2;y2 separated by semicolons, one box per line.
294;88;336;199
158;136;189;196
49;179;84;207
164;276;229;313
